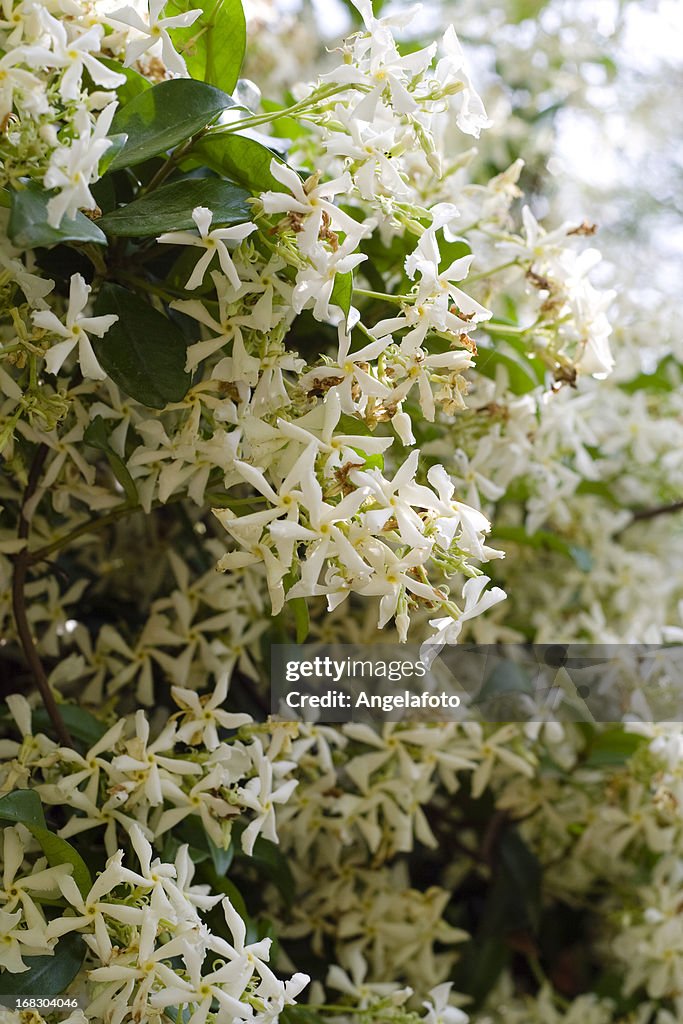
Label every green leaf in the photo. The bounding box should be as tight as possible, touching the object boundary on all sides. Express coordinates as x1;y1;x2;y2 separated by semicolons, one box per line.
32;705;108;747
480;827;542;938
93;283;191;409
338;412;373;437
620;355;681;394
475;344;543;395
208;837;234;875
99;57;151;106
98;176;251;237
109;78;234;170
8;183;106;249
99;133;128;176
194;134;283;192
0;789;46;828
584;727;644;767
166;0;246;93
201;863;249;921
452;936;510;1009
281;1009;326;1024
438;237;472;268
0;934;85;996
84;416;138;504
245;835;295;905
509;0;547;22
477;660;535;703
330;271;353;332
0;792;92;896
494;526;593;572
567;544;593;572
261;98;307;141
359;451;384;471
27;826;92;898
291;597;310;644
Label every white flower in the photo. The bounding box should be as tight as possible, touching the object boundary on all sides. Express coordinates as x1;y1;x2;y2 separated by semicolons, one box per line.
422;982;469;1024
44;103;118;227
171;673;251;749
238;739;298;854
431;26;491;137
157;207;257;290
261;160;368;254
350;450;431;550
32;273;117;380
321;0;434;122
107;0;202;77
422;575;507;662
47;851;147;943
292;238;368;324
14;17;125;101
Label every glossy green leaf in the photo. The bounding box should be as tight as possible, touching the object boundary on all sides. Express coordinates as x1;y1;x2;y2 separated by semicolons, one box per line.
32;705;108;748
8;183;106;249
99;133;128;176
93;283;191;409
201;862;249;921
474;344;543;395
330;271;353;331
208;837;234;875
0;934;85;996
98;176;251;237
84;416;138;504
195;134;283;192
109;78;234;170
165;0;246;93
99;57;151;106
27;826;92;898
0;789;46;828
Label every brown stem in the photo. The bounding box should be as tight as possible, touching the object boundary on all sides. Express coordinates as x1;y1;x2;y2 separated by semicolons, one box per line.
629;499;683;524
11;444;73;748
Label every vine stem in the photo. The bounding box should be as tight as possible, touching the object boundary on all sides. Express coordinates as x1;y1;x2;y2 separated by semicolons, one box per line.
28;493;265;564
208;83;351;138
11;444;73;748
629;499;683;524
466;259;520;284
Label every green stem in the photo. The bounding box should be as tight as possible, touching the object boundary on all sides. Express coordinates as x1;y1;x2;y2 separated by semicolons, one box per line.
526;954;571;1011
28;493;266;563
114;272;190;303
466;259;520;284
12;444;73;748
208;84;351;138
28;499;145;563
354;287;411;304
483;320;538;334
138;129;208;197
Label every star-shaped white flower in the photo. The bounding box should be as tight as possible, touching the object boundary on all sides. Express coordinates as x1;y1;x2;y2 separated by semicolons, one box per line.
32;273;117;381
107;0;202;76
157;206;257;290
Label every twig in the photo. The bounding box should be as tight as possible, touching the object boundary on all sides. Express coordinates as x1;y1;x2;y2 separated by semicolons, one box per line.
11;444;73;747
480;808;508;866
628;500;683;525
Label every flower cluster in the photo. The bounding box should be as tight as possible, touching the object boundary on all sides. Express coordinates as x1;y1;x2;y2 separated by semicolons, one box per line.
1;0;683;1022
